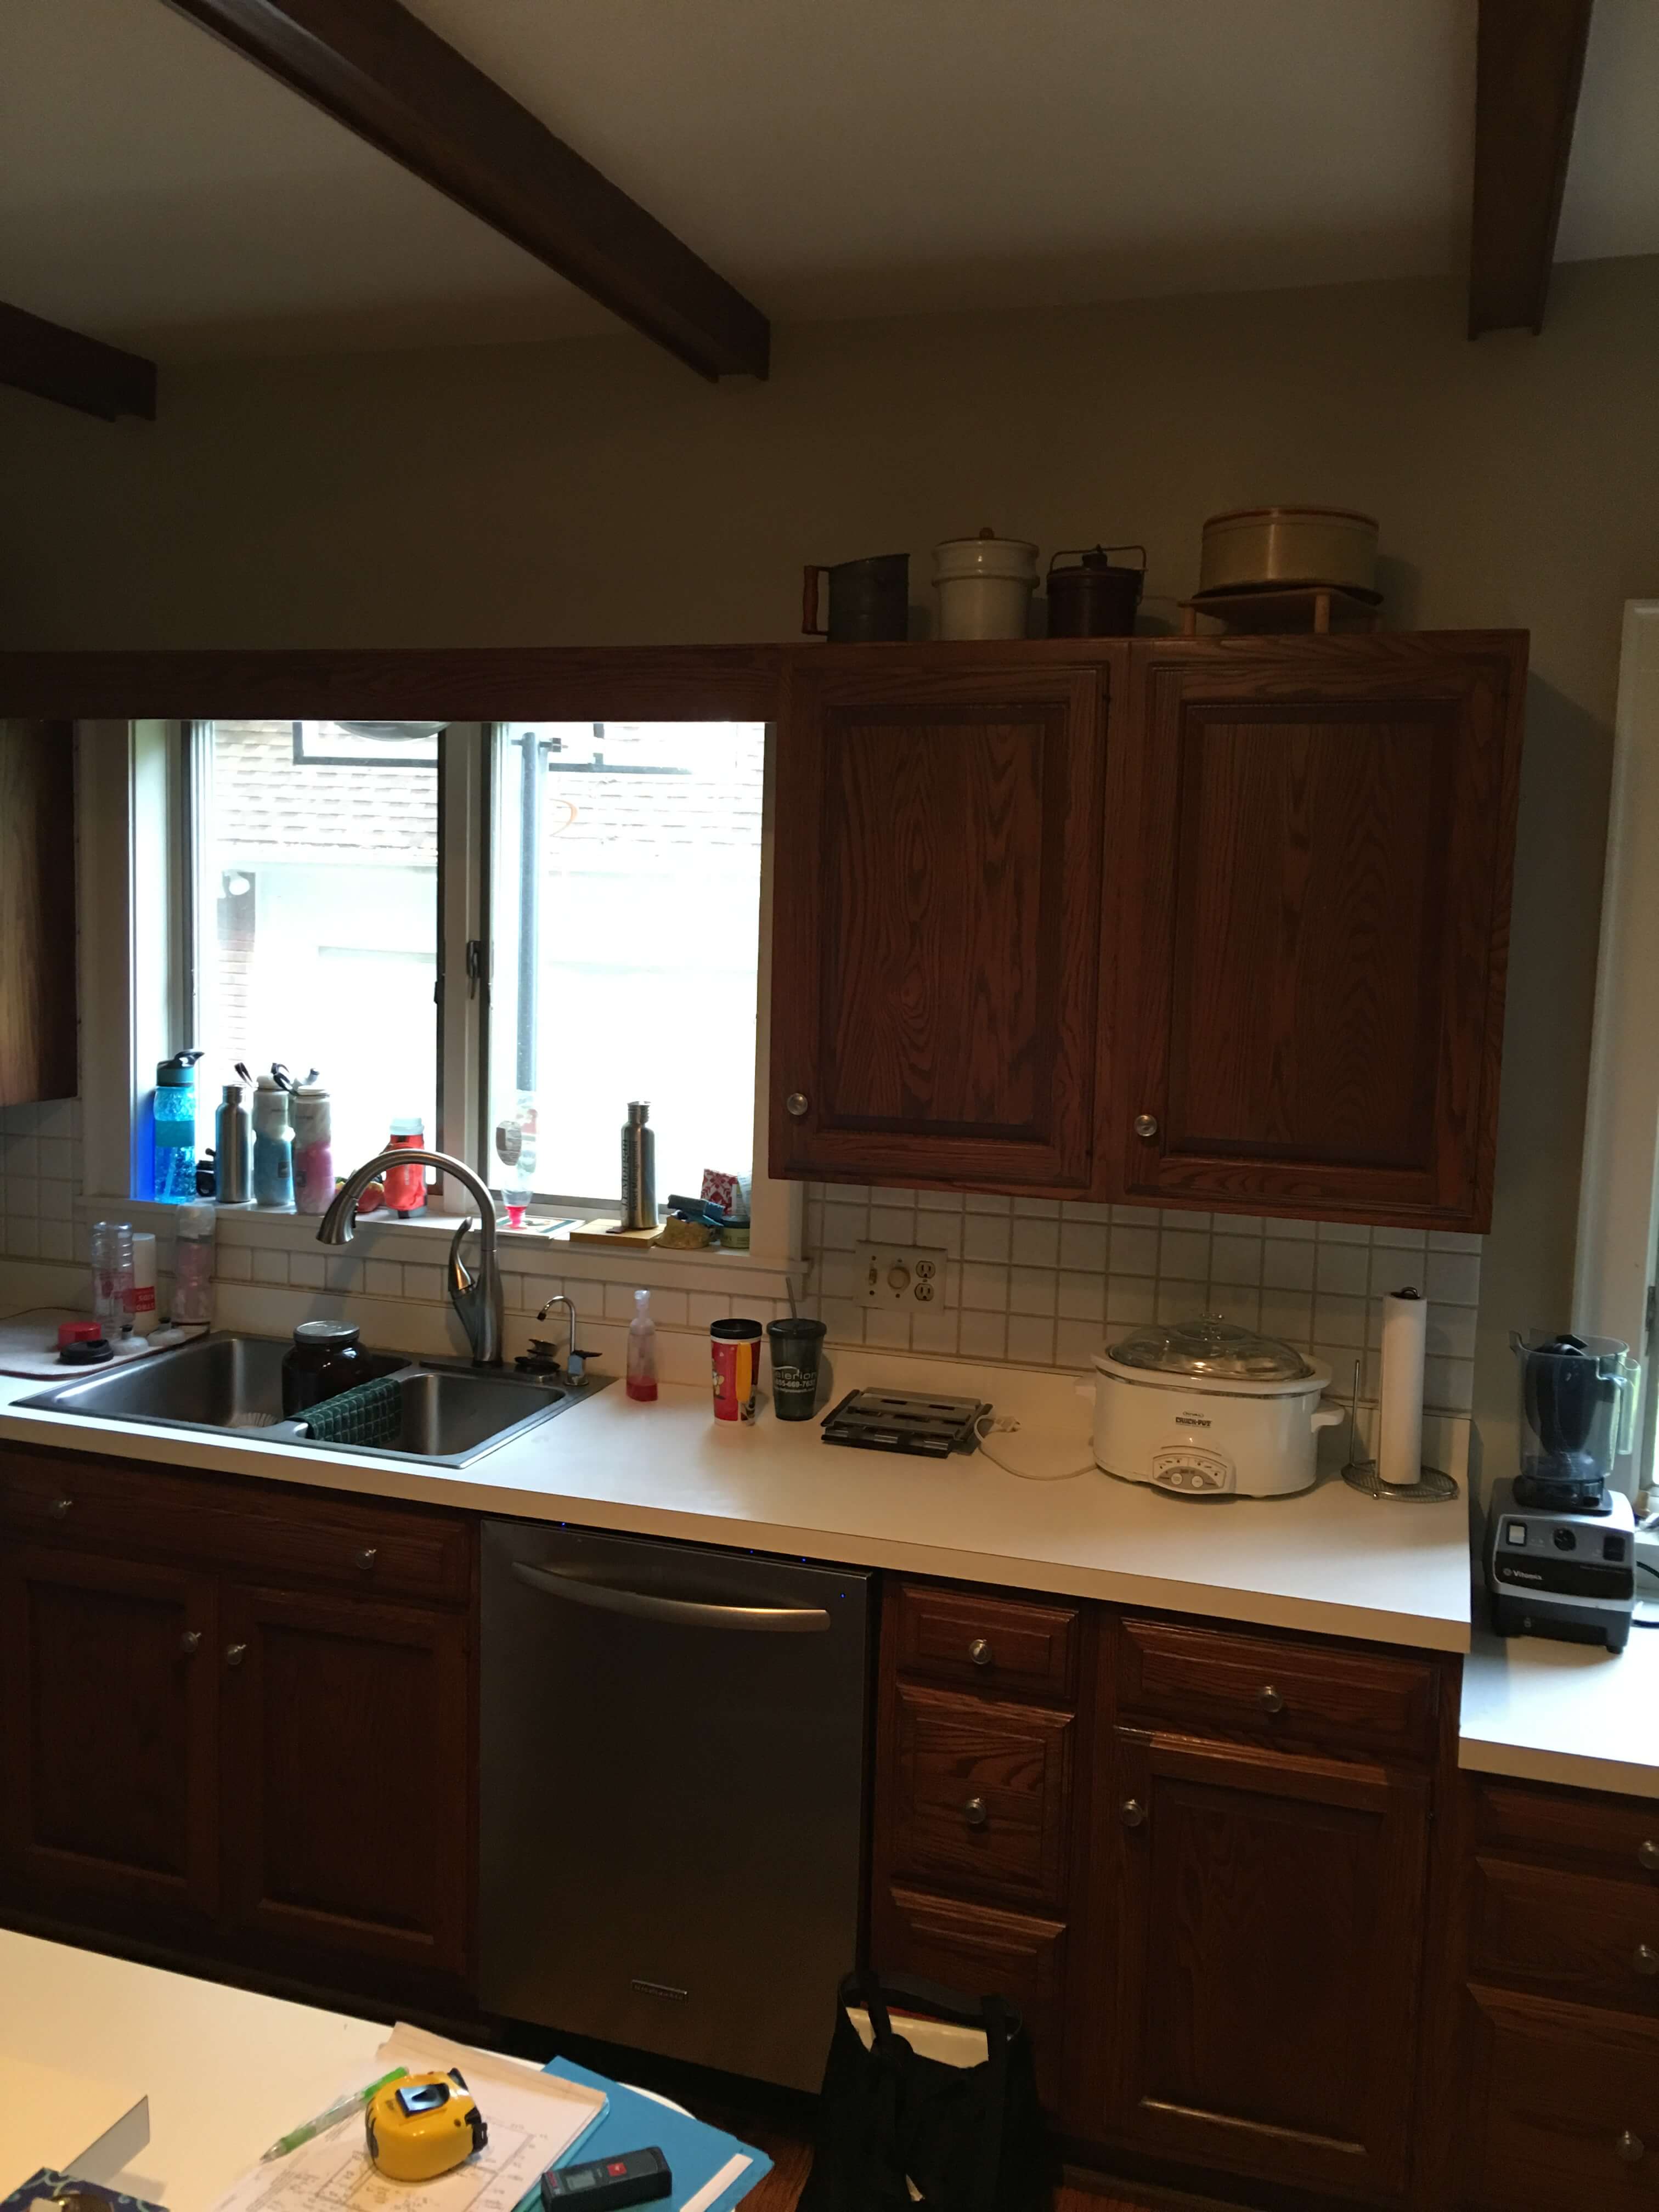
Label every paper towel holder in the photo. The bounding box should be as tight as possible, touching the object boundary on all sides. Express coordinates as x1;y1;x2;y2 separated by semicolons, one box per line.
1339;1357;1458;1502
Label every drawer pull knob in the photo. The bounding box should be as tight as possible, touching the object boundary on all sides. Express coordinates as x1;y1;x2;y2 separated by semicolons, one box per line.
1133;1113;1159;1140
50;1496;74;1518
1617;2130;1646;2165
224;1642;247;1668
785;1092;809;1119
355;1546;379;1572
1120;1797;1147;1829
1259;1684;1285;1714
179;1630;201;1656
963;1796;989;1829
1642;1839;1659;1873
968;1637;994;1668
1635;1944;1659;1977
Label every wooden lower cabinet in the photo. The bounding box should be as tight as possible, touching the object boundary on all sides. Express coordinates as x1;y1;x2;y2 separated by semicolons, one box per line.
1090;1729;1430;2200
220;1584;470;1980
871;1884;1067;2108
1463;1985;1659;2210
0;1543;219;1931
0;1448;476;2002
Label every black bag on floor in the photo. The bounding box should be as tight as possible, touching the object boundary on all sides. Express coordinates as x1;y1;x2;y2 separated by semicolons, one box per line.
797;1970;1054;2212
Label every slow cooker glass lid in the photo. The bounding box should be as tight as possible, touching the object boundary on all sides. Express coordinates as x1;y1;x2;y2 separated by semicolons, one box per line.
1105;1314;1312;1383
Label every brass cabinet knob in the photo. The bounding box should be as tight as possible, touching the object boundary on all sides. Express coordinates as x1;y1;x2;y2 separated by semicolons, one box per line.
179;1630;202;1656
1259;1684;1285;1715
968;1637;994;1668
50;1496;74;1518
355;1546;378;1572
963;1796;989;1829
224;1642;247;1668
1617;2130;1646;2164
785;1092;809;1118
1635;1944;1659;1977
1642;1839;1659;1873
1120;1797;1148;1829
1133;1114;1159;1140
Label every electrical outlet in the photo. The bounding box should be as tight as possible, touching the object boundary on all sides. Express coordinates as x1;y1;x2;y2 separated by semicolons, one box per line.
855;1242;951;1308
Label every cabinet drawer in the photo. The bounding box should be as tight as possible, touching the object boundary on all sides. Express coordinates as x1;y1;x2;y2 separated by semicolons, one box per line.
1115;1616;1438;1763
1474;1777;1659;1885
887;1685;1073;1913
1472;1856;1659;2015
1466;1985;1659;2210
871;1883;1066;2108
0;1450;472;1604
893;1582;1078;1702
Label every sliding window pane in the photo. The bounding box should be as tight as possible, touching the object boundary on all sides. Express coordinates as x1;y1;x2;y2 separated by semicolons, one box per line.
490;722;765;1211
196;722;438;1178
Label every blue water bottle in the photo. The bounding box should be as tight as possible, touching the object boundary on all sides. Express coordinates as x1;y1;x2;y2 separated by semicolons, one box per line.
153;1051;204;1201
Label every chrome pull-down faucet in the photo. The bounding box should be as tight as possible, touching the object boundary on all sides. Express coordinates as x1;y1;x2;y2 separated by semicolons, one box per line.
318;1147;504;1367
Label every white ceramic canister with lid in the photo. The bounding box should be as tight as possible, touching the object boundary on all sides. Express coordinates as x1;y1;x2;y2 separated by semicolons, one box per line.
933;528;1040;639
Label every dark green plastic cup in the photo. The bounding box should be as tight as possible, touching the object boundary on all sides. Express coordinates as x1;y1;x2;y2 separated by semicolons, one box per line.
767;1317;827;1420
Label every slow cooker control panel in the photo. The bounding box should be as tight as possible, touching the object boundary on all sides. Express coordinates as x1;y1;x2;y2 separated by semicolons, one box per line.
1150;1447;1235;1494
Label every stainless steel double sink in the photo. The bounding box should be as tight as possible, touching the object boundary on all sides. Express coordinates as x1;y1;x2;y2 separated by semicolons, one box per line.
19;1333;596;1469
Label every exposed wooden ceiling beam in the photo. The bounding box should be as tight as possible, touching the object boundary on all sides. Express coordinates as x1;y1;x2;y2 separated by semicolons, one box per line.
0;301;157;421
159;0;770;380
1469;0;1595;336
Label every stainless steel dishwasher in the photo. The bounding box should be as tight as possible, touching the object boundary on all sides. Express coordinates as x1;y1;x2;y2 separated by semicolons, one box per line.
479;1520;872;2090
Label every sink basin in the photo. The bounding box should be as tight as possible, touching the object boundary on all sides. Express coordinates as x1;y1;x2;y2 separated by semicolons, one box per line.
18;1333;592;1469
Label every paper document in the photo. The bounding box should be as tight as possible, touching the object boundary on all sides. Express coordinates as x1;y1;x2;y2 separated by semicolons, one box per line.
208;2028;606;2212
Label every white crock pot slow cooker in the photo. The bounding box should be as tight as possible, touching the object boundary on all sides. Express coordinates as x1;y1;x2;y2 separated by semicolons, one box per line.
1092;1317;1345;1498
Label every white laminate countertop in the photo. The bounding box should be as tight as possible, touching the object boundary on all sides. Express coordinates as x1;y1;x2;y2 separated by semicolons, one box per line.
0;1928;388;2212
1459;1600;1659;1798
0;1347;1472;1651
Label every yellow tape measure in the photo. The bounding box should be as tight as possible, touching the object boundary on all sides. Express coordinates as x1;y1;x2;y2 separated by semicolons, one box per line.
365;2069;488;2182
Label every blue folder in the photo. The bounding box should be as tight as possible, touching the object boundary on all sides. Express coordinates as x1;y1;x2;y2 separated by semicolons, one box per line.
535;2058;773;2211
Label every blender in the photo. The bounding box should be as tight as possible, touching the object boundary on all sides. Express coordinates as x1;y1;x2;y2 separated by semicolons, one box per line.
1485;1332;1641;1651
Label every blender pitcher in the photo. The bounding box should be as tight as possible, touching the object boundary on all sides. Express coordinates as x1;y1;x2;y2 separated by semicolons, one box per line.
1510;1330;1640;1504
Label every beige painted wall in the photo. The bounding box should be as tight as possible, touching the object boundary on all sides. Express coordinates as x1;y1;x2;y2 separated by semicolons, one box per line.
6;255;1657;1476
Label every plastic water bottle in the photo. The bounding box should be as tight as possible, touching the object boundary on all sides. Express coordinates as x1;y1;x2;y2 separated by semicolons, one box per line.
152;1051;203;1201
495;1093;537;1228
172;1204;216;1326
91;1221;134;1334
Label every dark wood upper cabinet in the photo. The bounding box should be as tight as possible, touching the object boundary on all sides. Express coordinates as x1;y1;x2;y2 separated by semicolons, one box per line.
769;651;1111;1192
1108;634;1525;1227
0;722;77;1105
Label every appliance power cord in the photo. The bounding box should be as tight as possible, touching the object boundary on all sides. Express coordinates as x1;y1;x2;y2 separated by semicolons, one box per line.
974;1412;1092;1482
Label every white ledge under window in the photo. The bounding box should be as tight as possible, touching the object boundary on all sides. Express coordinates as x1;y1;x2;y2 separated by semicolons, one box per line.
75;1194;809;1300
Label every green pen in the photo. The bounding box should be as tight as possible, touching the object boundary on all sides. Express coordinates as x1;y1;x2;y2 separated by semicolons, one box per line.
262;2067;409;2160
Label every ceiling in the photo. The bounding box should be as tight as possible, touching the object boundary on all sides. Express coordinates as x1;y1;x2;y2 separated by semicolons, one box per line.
2;0;1655;362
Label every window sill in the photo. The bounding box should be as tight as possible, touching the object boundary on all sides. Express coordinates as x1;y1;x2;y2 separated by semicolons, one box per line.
78;1195;806;1297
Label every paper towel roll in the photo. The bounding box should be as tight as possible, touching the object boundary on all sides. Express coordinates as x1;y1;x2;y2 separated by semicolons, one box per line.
1378;1289;1427;1487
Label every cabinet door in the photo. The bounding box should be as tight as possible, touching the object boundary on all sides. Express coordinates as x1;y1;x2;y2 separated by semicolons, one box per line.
770;653;1110;1190
219;1585;470;1982
1110;635;1523;1226
1094;1729;1429;2199
0;721;77;1105
0;1545;218;1927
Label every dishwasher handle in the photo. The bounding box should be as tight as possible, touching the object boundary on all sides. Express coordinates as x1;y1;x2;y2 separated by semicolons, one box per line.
511;1559;833;1633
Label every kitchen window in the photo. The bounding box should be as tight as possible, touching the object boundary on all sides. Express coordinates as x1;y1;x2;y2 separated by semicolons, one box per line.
88;712;783;1256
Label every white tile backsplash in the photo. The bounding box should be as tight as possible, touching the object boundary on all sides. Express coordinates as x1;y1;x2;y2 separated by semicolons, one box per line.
801;1182;1483;1414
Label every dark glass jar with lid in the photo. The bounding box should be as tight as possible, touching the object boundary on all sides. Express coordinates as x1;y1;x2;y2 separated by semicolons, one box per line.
281;1319;366;1415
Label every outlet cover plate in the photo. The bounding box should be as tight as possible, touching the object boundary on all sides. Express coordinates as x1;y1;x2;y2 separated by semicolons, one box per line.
855;1241;952;1309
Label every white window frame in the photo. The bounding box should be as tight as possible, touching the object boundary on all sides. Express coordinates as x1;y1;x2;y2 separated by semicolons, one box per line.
75;718;802;1288
1573;600;1659;1499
